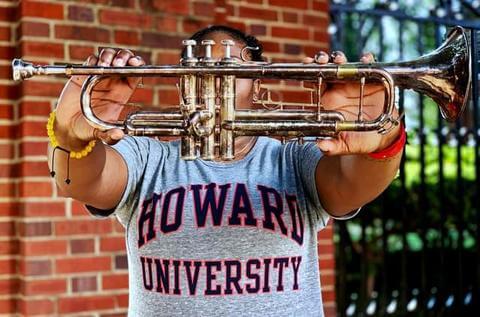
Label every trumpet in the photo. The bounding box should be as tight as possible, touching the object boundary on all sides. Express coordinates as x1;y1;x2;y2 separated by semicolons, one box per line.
12;26;471;160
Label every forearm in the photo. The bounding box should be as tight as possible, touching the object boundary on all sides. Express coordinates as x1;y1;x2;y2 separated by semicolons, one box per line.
48;122;121;209
316;125;404;215
47;122;108;205
318;152;402;216
335;150;401;212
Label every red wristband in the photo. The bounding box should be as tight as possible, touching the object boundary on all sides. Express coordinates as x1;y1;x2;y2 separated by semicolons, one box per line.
368;124;406;160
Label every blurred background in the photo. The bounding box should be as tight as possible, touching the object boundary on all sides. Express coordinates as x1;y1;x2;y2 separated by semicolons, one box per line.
329;1;480;317
0;0;478;316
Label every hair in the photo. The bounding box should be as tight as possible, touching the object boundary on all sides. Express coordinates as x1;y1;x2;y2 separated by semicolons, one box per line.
181;25;264;62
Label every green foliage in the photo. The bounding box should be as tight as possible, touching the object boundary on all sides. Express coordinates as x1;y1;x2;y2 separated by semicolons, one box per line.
345;142;478;253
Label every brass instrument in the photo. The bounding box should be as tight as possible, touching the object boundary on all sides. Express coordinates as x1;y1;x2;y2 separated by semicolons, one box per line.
12;26;471;160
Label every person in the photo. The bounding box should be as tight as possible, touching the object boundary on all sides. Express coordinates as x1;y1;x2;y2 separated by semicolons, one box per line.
48;25;403;316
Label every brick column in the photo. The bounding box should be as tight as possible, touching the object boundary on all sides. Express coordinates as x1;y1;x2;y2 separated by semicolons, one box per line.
1;0;335;315
0;0;19;315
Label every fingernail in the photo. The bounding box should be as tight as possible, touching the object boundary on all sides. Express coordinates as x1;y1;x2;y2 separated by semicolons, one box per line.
362;52;375;62
314;51;328;63
132;56;142;63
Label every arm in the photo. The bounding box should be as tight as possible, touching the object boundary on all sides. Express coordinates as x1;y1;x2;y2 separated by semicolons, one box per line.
310;51;403;216
48;134;128;211
49;48;144;211
315;125;403;216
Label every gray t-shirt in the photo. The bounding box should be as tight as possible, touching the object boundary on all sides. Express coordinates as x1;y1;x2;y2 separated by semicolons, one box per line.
107;135;330;316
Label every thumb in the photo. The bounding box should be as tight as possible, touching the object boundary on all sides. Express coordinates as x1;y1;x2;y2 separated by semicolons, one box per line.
94;128;125;145
316;139;340;155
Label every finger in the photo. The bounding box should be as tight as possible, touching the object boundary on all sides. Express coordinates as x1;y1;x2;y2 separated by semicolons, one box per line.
360;52;375;63
330;51;347;64
125;56;146;89
83;54;98;66
316;139;339;155
94;128;125;145
127;55;145;66
70;55;99;87
112;49;135;67
314;51;329;64
316;137;352;156
302;56;315;64
98;48;117;66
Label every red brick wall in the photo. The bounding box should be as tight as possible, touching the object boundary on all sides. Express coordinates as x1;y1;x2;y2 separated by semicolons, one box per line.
1;0;335;315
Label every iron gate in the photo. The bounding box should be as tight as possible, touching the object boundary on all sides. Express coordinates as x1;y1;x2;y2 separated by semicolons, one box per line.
329;1;480;316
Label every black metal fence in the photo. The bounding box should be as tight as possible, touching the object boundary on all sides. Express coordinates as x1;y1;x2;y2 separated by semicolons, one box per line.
329;1;480;316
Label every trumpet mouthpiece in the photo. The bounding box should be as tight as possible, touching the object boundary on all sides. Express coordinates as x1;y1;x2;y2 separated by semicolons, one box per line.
12;59;34;81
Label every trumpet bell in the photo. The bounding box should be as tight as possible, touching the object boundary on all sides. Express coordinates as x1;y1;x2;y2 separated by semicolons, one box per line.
428;26;471;121
387;26;471;121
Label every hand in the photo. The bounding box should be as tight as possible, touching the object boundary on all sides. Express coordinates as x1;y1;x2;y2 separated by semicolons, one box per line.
303;51;401;155
54;48;145;150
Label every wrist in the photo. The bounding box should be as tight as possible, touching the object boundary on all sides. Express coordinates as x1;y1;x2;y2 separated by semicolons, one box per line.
368;124;406;160
47;112;97;158
47;111;97;184
376;123;402;152
53;121;93;152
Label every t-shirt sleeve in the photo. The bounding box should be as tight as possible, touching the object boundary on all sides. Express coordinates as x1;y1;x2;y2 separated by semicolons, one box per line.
85;135;154;228
294;141;330;231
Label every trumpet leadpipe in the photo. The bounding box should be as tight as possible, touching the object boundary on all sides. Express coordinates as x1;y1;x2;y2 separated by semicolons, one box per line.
234;110;345;121
224;120;339;137
127;111;184;120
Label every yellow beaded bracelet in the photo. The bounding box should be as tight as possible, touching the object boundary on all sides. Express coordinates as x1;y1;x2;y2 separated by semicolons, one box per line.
46;111;96;159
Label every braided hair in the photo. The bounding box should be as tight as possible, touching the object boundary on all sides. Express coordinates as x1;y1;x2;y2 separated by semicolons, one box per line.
181;25;264;62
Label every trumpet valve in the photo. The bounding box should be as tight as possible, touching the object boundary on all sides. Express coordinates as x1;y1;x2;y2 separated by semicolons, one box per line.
221;39;237;64
201;40;216;64
181;40;198;65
